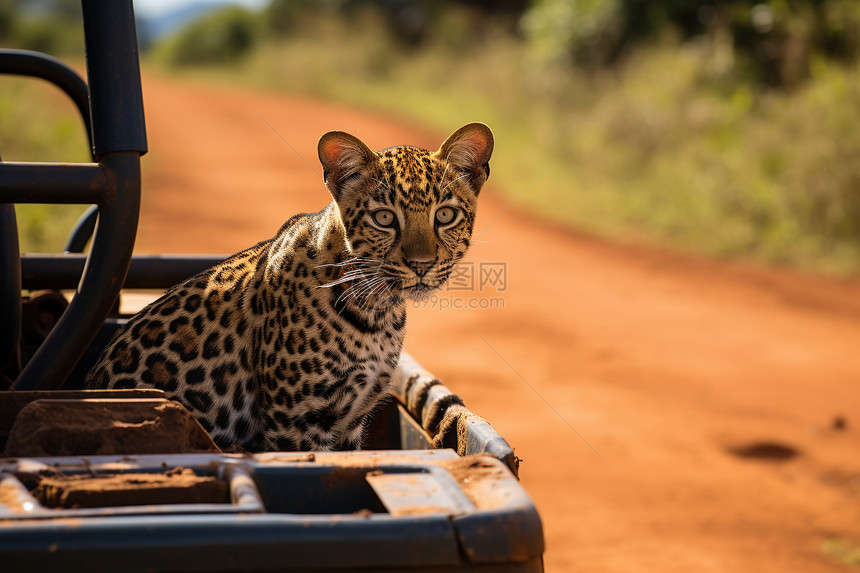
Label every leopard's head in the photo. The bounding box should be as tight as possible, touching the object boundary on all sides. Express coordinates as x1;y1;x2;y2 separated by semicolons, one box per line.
318;123;493;301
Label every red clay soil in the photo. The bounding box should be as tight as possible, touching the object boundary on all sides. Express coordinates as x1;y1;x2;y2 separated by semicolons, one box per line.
131;72;860;572
31;467;229;509
4;398;219;457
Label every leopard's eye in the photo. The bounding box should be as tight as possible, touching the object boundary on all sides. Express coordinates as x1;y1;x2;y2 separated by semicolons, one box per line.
435;207;457;226
372;209;396;228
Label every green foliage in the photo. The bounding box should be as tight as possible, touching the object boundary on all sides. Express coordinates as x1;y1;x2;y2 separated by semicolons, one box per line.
0;1;14;39
265;0;317;37
0;0;84;56
521;0;621;68
0;78;89;162
521;0;860;87
155;6;262;67
0;78;90;253
574;48;860;269
12;203;89;254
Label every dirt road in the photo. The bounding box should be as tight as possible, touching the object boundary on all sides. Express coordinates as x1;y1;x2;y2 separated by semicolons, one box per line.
135;72;860;572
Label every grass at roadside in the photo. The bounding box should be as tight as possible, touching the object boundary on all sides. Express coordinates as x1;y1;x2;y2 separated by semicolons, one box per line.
0;77;91;253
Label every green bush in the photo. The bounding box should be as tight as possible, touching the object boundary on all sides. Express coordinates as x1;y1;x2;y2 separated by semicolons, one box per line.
521;0;860;87
156;6;261;67
0;0;83;56
0;78;90;253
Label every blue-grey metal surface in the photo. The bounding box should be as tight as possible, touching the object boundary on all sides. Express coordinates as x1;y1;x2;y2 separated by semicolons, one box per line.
0;451;544;572
366;468;474;517
394;352;521;476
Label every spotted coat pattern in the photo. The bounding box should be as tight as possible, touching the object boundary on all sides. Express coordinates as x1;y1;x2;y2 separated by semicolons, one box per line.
87;123;494;452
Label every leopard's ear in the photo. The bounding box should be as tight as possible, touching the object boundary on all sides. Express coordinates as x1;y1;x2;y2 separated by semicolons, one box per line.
318;131;377;199
437;123;494;193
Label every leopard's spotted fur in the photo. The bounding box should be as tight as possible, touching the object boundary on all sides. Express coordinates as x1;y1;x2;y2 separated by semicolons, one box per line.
87;123;493;451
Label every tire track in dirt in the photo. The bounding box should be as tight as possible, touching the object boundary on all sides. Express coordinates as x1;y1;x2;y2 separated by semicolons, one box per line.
137;71;860;572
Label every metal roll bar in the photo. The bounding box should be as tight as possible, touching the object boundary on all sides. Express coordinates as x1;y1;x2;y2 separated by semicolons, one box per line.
0;0;147;390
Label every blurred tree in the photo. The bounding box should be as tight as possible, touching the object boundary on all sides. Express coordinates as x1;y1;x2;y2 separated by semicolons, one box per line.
0;0;15;41
162;6;260;66
0;0;83;55
521;0;621;68
728;1;860;87
265;0;317;37
266;0;528;48
521;0;860;87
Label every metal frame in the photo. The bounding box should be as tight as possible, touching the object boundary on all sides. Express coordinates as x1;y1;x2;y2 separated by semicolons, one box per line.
0;451;544;572
0;1;146;390
19;254;224;291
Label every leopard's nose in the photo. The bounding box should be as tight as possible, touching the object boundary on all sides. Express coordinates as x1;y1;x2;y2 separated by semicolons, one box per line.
407;260;435;278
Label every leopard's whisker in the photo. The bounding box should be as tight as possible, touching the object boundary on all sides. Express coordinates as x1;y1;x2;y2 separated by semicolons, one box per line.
316;257;380;269
333;284;356;306
317;264;387;289
374;276;401;309
365;276;391;301
374;278;398;309
363;276;393;304
441;173;468;195
348;276;386;303
317;272;366;289
336;272;385;306
438;160;453;192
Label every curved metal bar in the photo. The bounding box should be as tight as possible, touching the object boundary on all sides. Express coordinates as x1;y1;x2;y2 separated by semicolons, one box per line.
0;49;93;154
13;152;140;391
8;0;146;390
64;204;99;253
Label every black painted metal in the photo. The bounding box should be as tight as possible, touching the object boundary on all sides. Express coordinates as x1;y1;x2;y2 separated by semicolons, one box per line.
0;204;22;383
0;162;107;204
0;50;93;153
21;254;225;291
1;0;145;390
12;153;140;391
81;0;147;157
64;205;99;253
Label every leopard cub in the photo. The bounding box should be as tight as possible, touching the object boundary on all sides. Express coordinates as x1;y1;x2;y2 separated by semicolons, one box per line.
87;122;494;452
